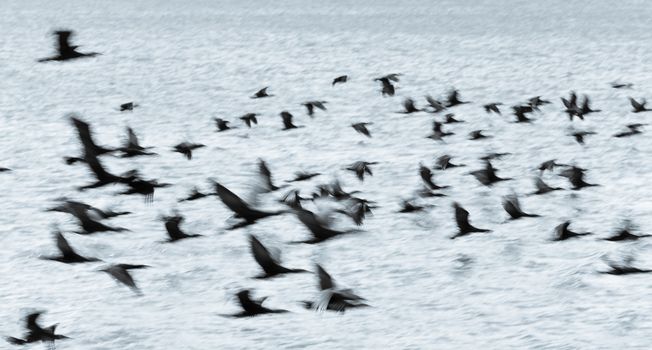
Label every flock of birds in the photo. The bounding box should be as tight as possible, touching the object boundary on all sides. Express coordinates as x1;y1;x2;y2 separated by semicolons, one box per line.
3;30;652;349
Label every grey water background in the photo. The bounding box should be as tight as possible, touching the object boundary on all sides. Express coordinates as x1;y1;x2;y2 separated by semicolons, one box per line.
1;0;652;349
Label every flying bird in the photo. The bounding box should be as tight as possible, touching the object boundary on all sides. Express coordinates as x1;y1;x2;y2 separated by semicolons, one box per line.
119;102;138;112
6;311;69;348
451;202;490;239
221;290;288;317
303;101;327;117
40;231;101;264
251;87;273;99
37;30;100;62
162;212;201;242
445;90;470;107
173;142;205;160
502;194;540;220
469;160;511;186
346;161;377;181
614;123;646;138
351;122;372;137
530;177;563;195
552;221;591;241
100;264;149;295
302;264;368;312
558;166;598;190
249;235;306;279
280;111;303;130
213;118;232;132
483;103;502;114
211;181;287;229
240;113;258;128
332;75;348;86
629;98;651;113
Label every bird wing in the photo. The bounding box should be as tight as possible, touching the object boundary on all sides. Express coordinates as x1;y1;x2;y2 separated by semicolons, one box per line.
316;264;335;290
55;232;77;257
249;235;281;274
214;182;254;217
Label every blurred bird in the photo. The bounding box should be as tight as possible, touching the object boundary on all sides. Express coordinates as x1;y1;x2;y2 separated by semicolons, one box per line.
614;123;646;137
552;221;591;241
302;264;368;312
502;194;540;220
303;101;327;117
6;311;69;348
173;142;205;160
352;122;372;137
40;231;101;264
249;235;306;279
281;111;303;130
629;98;651;113
100;264;149;295
37;30;100;62
451;202;490;239
222;290;288;317
332;75;348;86
251;87;273;99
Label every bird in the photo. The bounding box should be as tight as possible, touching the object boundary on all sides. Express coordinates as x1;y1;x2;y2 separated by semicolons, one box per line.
280;111;302;130
427;121;454;141
512;105;534;122
443;113;463;124
603;221;650;241
552;221;591;241
332;75;348;86
222;290;288;317
419;163;448;190
47;200;128;235
255;159;285;193
162;212;202;242
445;89;470;107
579;95;600;115
119;177;171;203
119;102;138;112
601;256;651;275
213;118;232;132
292;208;361;244
611;82;633;89
561;92;584;120
538;159;566;173
435;155;463;170
502;194;540;220
0;167;10;172
570;130;596;145
398;200;432;213
614;123;646;137
483;103;502;114
287;171;321;182
116;127;156;158
251;87;273;99
40;231;101;264
451;202;490;239
469;130;491;140
6;311;69;348
303;101;327;117
398;98;421;113
558;166;598;190
240;113;258;128
249;235;306;279
67;115;116;162
425;96;447;113
374;76;396;96
302;264;368;312
173;142;205;160
37;30;100;62
530;177;563;195
629;98;651;113
100;264;149;295
528;96;551;109
211;181;287;229
346;161;377;181
178;187;211;202
351;122;372;137
469;160;511;186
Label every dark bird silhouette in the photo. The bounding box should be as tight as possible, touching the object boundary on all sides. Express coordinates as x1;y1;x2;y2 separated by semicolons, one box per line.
293;208;361;244
512;105;534;122
257;159;285;192
178;187;211;202
538;159;566;173
579;95;600;115
561;92;584;120
614;123;646;137
332;75;348;86
162;212;201;242
451;202;490;239
119;177;171;203
435;155;464;170
117;127;156;158
287;171;321;182
303;101;327;117
47;199;130;220
469;130;491;140
479;152;510;161
425;96;447;113
483;103;502;114
629;98;651;113
67;115;115;163
444;113;463;124
173;142;205;160
213;118;232;132
48;200;128;235
249;235;306;278
279;189;305;209
469;160;511;186
528;96;551;109
571;130;596;145
251;87;273;99
240;113;258;128
222;290;288;317
502;194;540;220
346;161;377;181
376;73;401;82
602;257;651;275
604;221;650;241
530;177;563;195
611;82;633;89
552;221;591;241
336;198;375;226
445;90;470;107
375;76;396;96
419;163;448;190
398;200;432;213
302;264;368;312
100;264;149;295
212;181;287;229
41;231;101;264
119;102;137;112
352;122;372;137
427;121;454;141
0;167;10;172
6;311;69;348
281;111;302;130
558;166;598;190
37;30;99;62
398;98;421;113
